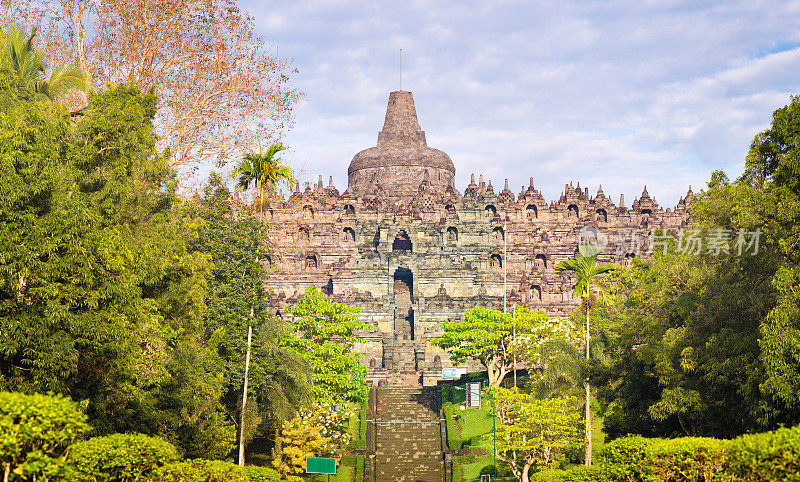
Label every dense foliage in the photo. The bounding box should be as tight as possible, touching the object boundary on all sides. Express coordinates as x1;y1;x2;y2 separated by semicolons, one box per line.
283;286;368;405
0;66;239;456
432;306;566;387
188;175;313;449
586;96;800;441
70;433;181;481
0;392;292;481
530;424;800;481
0;16;361;479
0;392;90;481
271;415;330;479
492;388;582;481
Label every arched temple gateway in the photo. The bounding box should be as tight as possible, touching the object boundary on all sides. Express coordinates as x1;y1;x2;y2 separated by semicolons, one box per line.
255;91;692;386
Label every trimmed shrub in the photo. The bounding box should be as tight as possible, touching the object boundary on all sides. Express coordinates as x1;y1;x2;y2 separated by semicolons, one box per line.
598;435;727;481
529;465;614;481
70;433;180;481
349;438;366;450
646;437;727;481
241;465;282;481
353;453;364;482
545;424;800;481
444;404;463;450
150;459;247;481
0;392;91;482
726;425;800;481
359;403;367;442
596;435;650;465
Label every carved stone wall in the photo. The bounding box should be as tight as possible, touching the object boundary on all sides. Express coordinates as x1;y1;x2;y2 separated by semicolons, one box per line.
255;91;691;386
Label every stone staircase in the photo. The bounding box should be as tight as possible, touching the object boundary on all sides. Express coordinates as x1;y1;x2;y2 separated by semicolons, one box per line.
373;387;443;482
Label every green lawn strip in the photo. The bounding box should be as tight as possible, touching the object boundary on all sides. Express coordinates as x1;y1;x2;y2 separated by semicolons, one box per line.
312;465;351;482
443;403;463;450
456;406;500;481
347;402;366;450
458;423;493;482
459;405;494;445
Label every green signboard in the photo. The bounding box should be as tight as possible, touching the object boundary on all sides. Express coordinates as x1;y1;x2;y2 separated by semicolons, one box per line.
306;457;336;474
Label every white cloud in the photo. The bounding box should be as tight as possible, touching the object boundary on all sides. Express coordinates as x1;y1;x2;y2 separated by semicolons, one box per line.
243;0;800;206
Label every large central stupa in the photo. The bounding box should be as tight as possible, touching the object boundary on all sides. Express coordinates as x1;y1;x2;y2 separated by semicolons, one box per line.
347;91;455;199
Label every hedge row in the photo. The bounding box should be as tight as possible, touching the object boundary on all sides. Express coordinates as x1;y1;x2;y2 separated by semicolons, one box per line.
530;424;800;481
69;433;285;482
347;403;367;450
1;392;294;482
443;403;464;450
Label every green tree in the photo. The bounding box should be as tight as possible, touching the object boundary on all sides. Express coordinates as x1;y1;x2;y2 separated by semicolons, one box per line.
283;287;368;405
555;245;618;465
230;139;293;463
590;92;800;440
0;24;84;101
271;415;330;479
188;175;313;457
592;226;777;439
0;68;231;457
742;95;800;417
432;306;559;387
491;388;582;482
0;392;91;482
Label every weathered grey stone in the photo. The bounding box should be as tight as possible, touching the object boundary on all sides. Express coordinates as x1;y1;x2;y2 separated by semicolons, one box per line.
257;91;691;387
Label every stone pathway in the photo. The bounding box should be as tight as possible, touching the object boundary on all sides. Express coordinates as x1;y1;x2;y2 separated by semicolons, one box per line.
373;387;444;482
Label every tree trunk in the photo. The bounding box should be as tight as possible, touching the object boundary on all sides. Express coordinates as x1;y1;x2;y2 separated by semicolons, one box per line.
489;365;508;387
585;305;592;466
521;461;532;482
4;462;11;482
238;317;253;466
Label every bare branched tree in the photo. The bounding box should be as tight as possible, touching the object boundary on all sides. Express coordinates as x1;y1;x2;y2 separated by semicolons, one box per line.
3;0;300;183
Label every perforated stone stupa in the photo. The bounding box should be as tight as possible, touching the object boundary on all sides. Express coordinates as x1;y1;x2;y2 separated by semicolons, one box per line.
252;91;691;386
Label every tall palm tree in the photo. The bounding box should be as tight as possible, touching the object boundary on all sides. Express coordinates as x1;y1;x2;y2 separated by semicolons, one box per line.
1;24;85;101
233;139;294;219
232;139;293;465
555;244;617;466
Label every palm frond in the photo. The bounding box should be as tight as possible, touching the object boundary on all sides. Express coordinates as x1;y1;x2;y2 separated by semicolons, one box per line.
2;24;85;100
236;141;292;205
264;141;287;159
556;244;619;299
42;61;86;99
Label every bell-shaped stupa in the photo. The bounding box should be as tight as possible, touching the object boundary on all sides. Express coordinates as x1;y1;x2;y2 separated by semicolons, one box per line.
348;91;455;198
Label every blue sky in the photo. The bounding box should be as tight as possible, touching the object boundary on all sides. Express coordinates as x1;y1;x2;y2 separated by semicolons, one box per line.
244;0;800;206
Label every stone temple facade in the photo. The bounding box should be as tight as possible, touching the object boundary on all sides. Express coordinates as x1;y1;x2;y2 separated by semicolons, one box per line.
259;91;692;386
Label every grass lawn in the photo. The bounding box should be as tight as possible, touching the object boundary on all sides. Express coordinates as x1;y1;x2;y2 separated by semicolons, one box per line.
312;464;351;482
453;403;514;481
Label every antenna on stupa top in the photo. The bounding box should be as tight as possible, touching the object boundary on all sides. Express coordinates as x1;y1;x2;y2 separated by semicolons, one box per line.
399;48;403;90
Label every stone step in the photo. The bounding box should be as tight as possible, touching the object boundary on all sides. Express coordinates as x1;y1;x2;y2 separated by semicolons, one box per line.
373;387;442;482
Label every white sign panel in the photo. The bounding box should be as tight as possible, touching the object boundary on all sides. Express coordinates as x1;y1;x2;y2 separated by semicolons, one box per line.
467;382;481;408
441;367;467;379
